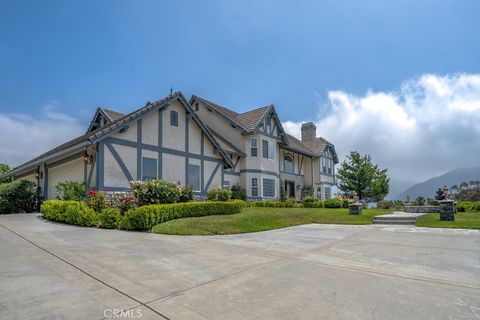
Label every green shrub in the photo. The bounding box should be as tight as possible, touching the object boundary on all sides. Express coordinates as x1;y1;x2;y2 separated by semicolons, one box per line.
0;179;37;214
98;208;121;229
41;200;70;222
457;201;480;212
377;200;394;209
301;186;314;199
249;199;300;208
303;200;324;208
178;185;193;202
131;180;181;205
231;184;247;201
41;200;97;227
302;196;315;203
55;181;85;201
324;198;343;208
207;187;232;201
121;200;245;231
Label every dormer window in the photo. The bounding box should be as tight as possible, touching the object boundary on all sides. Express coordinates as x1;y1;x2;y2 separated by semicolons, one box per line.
170;110;178;126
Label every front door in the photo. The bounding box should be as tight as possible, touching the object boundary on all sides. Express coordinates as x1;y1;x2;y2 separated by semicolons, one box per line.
285;181;295;198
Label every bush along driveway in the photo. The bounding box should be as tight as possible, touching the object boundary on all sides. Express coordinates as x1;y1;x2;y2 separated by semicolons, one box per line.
41;200;245;231
152;207;393;235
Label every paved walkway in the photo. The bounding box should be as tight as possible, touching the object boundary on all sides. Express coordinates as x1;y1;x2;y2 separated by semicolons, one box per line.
1;214;479;320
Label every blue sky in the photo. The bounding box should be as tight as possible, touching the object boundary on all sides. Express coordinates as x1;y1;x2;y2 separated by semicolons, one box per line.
1;0;480;196
1;0;479;119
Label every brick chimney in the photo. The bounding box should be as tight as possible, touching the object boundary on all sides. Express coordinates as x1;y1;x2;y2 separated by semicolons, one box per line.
301;122;316;141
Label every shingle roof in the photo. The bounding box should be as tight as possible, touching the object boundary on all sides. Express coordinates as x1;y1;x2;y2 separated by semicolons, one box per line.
235;105;273;132
192;95;274;133
284;134;316;156
101;108;125;122
2;92;234;178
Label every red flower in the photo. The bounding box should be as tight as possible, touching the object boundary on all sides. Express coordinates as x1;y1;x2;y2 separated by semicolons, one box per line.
87;190;97;196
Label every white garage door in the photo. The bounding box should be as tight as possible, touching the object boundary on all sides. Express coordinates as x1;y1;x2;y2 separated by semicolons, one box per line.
47;158;84;200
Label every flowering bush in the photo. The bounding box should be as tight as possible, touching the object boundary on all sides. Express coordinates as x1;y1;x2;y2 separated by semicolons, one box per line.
111;193;137;214
207;187;232;201
131;180;180;205
86;190;108;212
178;185;193;202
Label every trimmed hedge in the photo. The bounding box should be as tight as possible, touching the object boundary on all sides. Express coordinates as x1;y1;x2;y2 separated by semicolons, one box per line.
98;208;121;229
41;200;97;227
0;179;37;214
457;201;480;212
248;199;299;208
323;198;343;208
302;201;324;208
121;200;246;231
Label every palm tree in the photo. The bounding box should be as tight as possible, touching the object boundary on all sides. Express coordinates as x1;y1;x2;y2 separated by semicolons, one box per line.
460;181;469;190
450;185;458;194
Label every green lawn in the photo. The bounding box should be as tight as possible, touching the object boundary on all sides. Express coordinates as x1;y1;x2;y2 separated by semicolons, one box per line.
415;212;480;229
151;207;393;235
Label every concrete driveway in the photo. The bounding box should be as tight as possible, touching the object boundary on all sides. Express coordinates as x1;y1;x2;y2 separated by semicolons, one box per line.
0;214;479;320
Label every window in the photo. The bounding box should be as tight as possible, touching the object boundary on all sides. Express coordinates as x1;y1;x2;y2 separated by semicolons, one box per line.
316;187;322;199
322;158;326;173
250;139;258;157
263;179;275;197
187;164;200;191
142;157;157;180
262;140;275;160
170;110;178;126
284;155;294;173
262;140;268;158
328;159;332;174
223;180;231;188
251;178;258;197
195;102;199;111
325;186;331;199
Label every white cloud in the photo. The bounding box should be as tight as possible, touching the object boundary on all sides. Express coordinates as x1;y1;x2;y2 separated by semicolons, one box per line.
283;73;480;186
0;103;85;166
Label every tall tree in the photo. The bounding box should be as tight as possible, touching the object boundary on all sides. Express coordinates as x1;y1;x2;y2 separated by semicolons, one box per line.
336;151;390;202
0;163;12;184
469;180;477;189
460;181;469;189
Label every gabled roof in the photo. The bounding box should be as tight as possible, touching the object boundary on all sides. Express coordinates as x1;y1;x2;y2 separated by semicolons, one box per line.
191;95;277;134
1;92;234;179
102;108;125;122
284;134;316;156
301;137;339;163
235;105;273;132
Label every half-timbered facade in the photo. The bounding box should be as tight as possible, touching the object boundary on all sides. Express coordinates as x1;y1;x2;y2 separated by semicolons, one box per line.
2;92;338;201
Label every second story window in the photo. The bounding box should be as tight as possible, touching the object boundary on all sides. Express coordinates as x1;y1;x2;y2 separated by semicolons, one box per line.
250;138;257;157
262;140;275;160
284;155;294;173
170;110;178;127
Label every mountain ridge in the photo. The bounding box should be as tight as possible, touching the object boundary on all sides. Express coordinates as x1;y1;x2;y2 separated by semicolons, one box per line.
395;166;480;200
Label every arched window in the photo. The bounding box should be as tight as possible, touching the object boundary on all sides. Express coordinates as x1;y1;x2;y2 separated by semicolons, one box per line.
170;110;178;126
284;154;294;173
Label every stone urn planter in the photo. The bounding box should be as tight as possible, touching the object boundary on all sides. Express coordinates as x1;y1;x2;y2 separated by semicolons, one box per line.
349;203;363;215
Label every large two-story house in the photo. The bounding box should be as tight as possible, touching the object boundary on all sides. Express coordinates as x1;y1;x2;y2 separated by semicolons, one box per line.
1;92;338;201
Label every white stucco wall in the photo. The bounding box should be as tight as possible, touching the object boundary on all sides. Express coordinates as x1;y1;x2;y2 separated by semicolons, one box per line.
104;146;131;188
142;110;158;146
162;101;186;151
